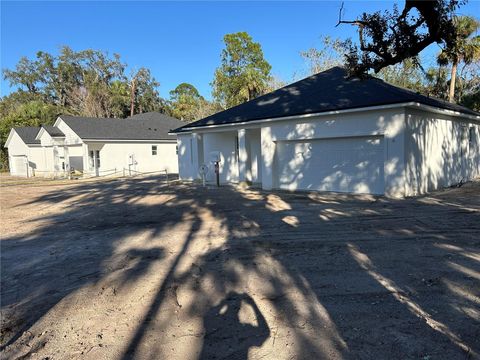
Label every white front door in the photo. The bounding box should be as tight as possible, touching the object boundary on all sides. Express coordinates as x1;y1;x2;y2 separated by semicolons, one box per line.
275;136;385;195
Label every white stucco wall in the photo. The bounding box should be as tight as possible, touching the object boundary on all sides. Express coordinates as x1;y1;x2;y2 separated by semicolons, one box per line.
84;141;178;176
202;131;239;183
177;134;194;180
260;108;406;197
405;109;480;196
6;131;29;157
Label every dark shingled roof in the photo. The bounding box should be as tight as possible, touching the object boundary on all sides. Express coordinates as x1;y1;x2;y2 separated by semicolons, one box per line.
60;112;184;140
14;127;41;144
42;125;65;137
172;67;479;133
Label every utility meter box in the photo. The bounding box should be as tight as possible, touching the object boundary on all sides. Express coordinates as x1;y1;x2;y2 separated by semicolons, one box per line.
128;153;137;165
209;151;221;164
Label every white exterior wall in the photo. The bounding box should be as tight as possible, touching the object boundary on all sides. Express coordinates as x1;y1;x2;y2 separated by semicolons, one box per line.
249;129;262;183
202;131;239;183
177;134;195;180
7;132;39;177
57;118;179;176
85;141;178;175
6;131;49;177
405;109;480;196
7;132;29;159
261;108;406;197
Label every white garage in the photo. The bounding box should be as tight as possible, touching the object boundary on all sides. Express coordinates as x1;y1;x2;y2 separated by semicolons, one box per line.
275;136;384;194
172;67;480;197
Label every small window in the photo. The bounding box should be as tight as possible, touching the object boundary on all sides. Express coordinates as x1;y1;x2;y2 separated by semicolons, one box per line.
469;127;476;145
152;145;157;155
95;150;100;168
176;145;178;155
235;135;239;160
190;139;193;164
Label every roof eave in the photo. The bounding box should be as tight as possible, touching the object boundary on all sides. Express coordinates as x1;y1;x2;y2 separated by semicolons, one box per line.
176;102;480;133
5;129;17;148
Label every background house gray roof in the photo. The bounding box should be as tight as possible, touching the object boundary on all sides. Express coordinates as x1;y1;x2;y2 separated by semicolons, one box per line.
172;66;479;133
42;125;65;137
60;112;184;140
14;127;41;144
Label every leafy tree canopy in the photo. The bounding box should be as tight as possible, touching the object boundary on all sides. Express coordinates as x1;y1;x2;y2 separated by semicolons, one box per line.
212;32;272;109
3;46;165;118
169;83;221;122
338;0;467;75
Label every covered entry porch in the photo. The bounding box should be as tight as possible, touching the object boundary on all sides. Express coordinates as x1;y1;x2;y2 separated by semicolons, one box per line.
186;128;262;185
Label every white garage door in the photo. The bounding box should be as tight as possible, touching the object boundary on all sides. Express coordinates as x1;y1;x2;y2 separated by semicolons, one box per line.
275;136;384;194
9;156;28;177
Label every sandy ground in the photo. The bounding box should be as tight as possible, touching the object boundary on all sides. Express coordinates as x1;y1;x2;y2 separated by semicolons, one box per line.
1;175;479;360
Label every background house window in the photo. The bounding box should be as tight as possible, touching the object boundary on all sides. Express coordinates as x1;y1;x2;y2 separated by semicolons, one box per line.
89;150;94;168
152;145;157;155
235;135;239;161
96;150;100;168
469;127;476;146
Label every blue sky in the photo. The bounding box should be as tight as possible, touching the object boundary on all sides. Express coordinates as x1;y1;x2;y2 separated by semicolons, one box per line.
1;1;479;100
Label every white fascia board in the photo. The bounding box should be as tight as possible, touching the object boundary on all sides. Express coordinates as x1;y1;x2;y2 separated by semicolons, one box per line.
4;129;17;148
82;139;177;143
35;127;47;140
404;103;480;123
176;102;480;133
168;131;192;136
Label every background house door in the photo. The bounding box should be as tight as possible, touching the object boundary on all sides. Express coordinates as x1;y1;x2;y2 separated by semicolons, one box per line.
89;150;101;176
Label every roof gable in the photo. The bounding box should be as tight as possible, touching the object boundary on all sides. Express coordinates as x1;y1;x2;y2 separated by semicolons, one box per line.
172;67;479;132
7;127;41;146
35;125;65;141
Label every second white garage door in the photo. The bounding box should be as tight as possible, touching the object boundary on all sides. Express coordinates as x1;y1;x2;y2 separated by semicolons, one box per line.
275;136;384;195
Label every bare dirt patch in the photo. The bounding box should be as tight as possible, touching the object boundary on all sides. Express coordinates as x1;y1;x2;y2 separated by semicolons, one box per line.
1;176;479;359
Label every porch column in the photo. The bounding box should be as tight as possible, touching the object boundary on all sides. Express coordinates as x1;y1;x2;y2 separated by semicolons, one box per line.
82;143;89;172
261;126;275;190
191;133;201;180
238;129;250;183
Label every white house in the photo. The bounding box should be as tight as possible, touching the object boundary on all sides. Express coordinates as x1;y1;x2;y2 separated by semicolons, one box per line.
6;112;184;178
172;67;480;197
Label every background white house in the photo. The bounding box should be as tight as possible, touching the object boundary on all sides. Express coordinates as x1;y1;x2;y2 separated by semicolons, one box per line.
6;112;184;177
172;67;480;197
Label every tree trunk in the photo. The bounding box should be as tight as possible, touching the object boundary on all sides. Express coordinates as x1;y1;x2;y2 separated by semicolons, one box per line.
448;61;458;103
130;77;136;116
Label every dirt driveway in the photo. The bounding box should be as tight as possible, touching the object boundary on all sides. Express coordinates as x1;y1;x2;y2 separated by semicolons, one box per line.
1;176;479;359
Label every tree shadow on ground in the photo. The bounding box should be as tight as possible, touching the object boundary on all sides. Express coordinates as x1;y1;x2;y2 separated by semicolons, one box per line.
1;176;479;359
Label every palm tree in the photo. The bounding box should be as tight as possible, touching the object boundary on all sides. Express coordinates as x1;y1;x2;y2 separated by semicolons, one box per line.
438;16;480;102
